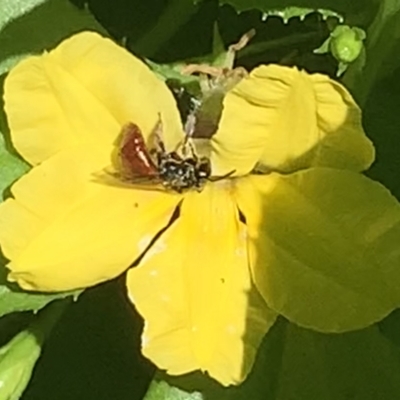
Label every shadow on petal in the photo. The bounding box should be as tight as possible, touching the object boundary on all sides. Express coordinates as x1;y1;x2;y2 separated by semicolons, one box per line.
126;182;278;386
234;169;400;333
211;65;374;177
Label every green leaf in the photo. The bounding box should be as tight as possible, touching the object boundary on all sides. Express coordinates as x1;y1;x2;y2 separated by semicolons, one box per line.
0;0;106;75
146;59;200;84
343;0;400;104
262;321;400;400
0;329;42;400
0;133;28;201
0;263;80;318
218;0;367;21
260;6;343;23
248;320;400;400
22;281;153;400
0;300;67;400
0;0;47;29
133;0;198;57
144;381;204;400
144;319;400;400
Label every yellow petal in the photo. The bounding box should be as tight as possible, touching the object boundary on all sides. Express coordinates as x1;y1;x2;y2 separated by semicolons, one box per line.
234;169;400;332
126;182;276;386
4;31;183;165
211;65;374;176
0;146;181;291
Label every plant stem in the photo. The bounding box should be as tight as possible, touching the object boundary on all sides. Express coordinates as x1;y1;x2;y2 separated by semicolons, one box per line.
30;299;70;343
237;31;322;59
134;0;199;57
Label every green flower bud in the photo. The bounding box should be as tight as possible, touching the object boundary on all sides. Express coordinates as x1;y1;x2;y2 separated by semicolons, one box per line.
329;26;366;64
0;330;41;400
0;301;67;400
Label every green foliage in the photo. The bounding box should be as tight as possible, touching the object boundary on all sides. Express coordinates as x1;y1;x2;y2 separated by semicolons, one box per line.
343;0;400;103
218;0;364;20
0;264;79;318
0;301;66;400
314;25;366;76
238;321;400;400
0;329;42;400
259;7;343;24
0;134;28;201
144;381;203;400
133;0;199;57
0;0;105;75
143;319;400;400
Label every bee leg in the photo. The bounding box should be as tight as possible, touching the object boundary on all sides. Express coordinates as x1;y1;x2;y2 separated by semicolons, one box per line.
184;113;196;137
208;170;236;182
180;135;198;162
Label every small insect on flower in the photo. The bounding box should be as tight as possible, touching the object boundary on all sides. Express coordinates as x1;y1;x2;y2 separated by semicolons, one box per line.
116;120;212;193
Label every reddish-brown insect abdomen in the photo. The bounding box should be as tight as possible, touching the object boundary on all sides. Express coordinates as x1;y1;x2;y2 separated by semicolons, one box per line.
118;123;159;179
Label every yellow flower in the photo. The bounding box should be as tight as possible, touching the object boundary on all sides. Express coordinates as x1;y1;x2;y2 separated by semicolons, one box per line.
2;31;400;386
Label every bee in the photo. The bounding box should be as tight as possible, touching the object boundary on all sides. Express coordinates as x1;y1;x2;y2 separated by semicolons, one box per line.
116;120;212;193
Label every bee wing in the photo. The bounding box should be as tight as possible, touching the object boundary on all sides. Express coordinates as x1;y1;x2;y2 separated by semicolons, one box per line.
146;117;167;159
92;169;167;192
